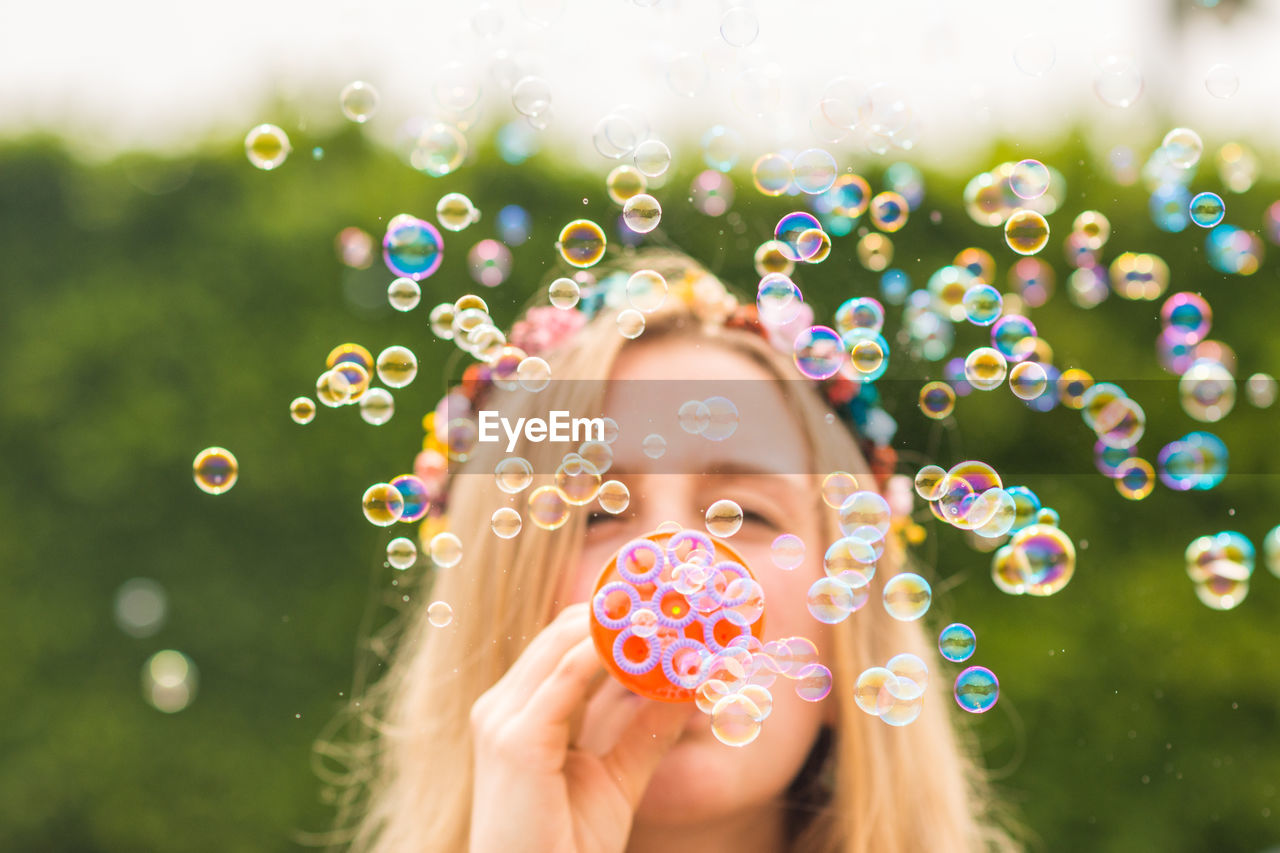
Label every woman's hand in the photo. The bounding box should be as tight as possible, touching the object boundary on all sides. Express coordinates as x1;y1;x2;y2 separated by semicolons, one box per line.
468;602;695;853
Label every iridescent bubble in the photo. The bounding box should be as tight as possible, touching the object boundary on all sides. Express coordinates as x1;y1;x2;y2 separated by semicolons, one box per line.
1162;127;1204;169
597;479;630;514
775;211;823;260
410;123;467;177
557;220;607;267
315;368;352;408
427;601;454;627
877;673;925;727
1205;63;1239;99
829;174;871;217
244;124;291;170
991;314;1037;361
793;326;846;380
1009;361;1048;400
382;214;444;281
386;537;417;570
633;139;672;178
771;534;806;570
938;623;976;663
1010;159;1050;200
702;396;739;442
340;81;379;123
641;433;666;459
678;400;710;435
791;149;838;194
948;667;1003;722
752;153;793;196
617;308;646;340
869;191;908;233
795;663;834;702
753;240;794;276
626;269;668;313
1004;209;1049;255
290;397;316;425
359;388;395;426
1094;55;1144;108
1004;523;1076;596
436;193;480;232
710;693;762;747
719;6;759;47
193;447;238;495
1114;457;1156;500
376;346;418;388
838;491;892;536
622;194;662;234
756;273;803;325
493;457;533;495
1162;292;1213;343
914;465;947;501
919;382;956;419
1189;192;1225;228
1265;526;1280;578
429;304;457;339
548;277;580;309
362;483;405;527
964;347;1008;391
821;471;861;510
555;454;602;506
807;576;860;624
1179;358;1236;422
853;666;896;716
606;165;647;205
491;507;523;539
706;499;744;538
387;277;422;312
511;76;552;116
691;169;735;216
963;283;1003;326
883;572;932;621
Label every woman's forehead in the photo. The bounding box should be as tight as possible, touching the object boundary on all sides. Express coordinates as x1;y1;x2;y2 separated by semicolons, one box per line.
603;339;811;476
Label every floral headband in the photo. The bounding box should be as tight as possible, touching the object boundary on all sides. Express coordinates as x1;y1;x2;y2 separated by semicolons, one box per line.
414;264;901;543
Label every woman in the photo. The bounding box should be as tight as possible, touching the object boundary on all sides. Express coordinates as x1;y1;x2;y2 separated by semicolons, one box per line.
319;249;1017;852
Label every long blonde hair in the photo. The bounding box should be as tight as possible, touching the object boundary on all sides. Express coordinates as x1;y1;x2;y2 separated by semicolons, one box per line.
309;249;1018;852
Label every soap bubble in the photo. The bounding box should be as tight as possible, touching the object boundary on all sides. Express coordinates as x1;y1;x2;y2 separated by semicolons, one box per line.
719;6;759;47
883;573;932;621
491;507;523;539
427;601;454;627
340;81;379;123
244;124;291;170
954;666;1000;713
362;483;405;527
633;140;672;178
706;499;744;537
1205;63;1239;99
193;447;238;495
938;623;976;662
387;537;417;570
622;194;662;233
771;534;806;570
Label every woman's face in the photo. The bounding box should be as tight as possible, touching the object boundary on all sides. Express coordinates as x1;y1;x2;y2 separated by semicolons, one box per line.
559;336;835;828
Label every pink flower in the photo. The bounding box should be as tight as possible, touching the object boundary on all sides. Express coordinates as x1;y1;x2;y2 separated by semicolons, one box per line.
509;306;587;355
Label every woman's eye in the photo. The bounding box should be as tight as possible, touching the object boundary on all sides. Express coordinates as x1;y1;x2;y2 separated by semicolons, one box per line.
586;510;621;527
741;508;777;528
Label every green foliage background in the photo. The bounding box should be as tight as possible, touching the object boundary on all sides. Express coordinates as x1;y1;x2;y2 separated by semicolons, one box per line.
2;122;1277;852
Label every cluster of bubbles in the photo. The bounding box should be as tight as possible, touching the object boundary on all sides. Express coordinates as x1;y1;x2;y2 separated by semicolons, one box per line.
591;526;829;747
296;341;417;431
811;473;933;623
935;624;1000;713
1183;527;1280;610
854;652;937;725
914;461;1075;596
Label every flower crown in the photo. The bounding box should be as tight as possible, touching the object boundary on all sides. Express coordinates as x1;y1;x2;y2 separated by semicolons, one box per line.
414;264;900;542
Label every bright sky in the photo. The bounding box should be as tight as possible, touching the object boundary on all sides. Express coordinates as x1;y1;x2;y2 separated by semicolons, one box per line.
2;0;1278;170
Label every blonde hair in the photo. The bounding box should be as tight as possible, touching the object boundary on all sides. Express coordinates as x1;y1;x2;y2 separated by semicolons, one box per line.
308;249;1019;852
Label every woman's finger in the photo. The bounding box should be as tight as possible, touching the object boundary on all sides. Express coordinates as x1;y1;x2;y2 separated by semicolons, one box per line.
513;635;606;742
479;603;590;718
599;699;697;809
